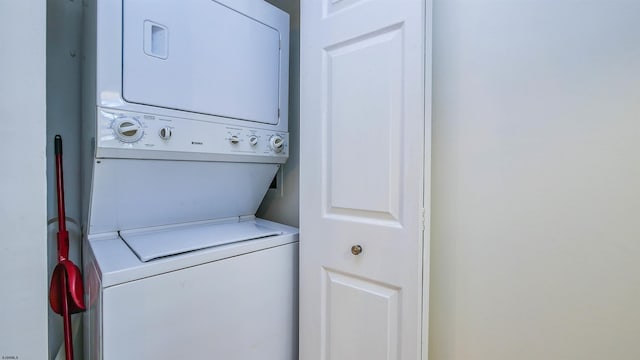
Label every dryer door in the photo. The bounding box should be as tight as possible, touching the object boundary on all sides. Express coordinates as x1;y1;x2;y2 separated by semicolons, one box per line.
122;0;282;125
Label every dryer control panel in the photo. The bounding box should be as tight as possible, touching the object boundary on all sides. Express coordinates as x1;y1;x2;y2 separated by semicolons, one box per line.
96;109;289;163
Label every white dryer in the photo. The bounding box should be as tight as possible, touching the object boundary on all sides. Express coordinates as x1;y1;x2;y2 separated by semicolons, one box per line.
81;0;295;359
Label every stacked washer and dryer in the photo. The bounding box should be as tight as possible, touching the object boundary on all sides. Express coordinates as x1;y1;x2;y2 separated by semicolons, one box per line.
81;0;297;359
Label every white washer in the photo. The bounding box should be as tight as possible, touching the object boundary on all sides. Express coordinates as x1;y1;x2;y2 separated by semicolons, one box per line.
84;218;298;359
81;1;295;359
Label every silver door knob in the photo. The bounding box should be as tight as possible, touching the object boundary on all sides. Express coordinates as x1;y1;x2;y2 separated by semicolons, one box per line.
351;245;362;255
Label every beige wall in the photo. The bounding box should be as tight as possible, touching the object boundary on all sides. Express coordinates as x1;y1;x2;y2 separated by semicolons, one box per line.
0;1;49;358
430;1;640;359
46;0;84;356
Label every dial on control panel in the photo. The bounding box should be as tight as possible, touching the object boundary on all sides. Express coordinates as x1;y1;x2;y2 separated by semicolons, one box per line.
159;127;172;140
269;135;284;153
113;117;144;143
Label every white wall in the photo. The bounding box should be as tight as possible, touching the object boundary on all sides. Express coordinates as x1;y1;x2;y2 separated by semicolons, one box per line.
0;1;49;359
430;1;640;359
258;0;300;227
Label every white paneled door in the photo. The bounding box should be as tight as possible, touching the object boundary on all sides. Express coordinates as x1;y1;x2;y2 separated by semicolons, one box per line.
300;1;429;359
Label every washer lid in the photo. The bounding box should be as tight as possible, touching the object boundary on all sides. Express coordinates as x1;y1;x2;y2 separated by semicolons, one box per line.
120;220;283;262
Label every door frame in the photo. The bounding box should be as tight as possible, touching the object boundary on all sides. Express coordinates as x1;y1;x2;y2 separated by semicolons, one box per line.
422;1;433;359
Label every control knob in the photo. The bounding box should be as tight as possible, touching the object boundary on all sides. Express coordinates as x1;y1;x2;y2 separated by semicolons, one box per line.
159;127;172;140
269;135;284;153
249;136;258;146
113;117;144;143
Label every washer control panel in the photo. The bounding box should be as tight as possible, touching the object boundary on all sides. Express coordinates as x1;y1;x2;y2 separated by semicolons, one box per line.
97;109;289;161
